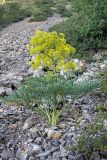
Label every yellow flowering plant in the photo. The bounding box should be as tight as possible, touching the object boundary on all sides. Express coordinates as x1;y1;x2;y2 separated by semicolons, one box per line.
27;30;76;73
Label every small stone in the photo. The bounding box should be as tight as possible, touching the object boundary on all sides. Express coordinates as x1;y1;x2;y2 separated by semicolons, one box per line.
103;119;107;131
51;139;60;147
83;110;92;122
35;137;42;145
36;122;42;127
22;142;41;155
60;146;68;158
40;157;45;160
0;109;4;113
68;155;76;160
0;87;6;96
8;124;17;129
66;139;73;146
79;120;86;128
33;68;44;77
36;151;51;158
62;158;67;160
71;126;75;132
23;118;34;130
47;130;61;139
53;151;61;159
70;107;82;119
47;155;52;160
59;123;66;129
30;127;39;139
16;149;27;160
100;64;106;71
6;88;14;95
29;158;35;160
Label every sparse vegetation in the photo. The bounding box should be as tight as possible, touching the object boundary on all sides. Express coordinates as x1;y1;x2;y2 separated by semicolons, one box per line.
77;111;107;157
2;76;101;126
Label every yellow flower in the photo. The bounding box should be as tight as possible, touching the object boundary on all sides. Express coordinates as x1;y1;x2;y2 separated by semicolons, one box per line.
71;47;76;54
70;62;77;69
27;30;76;72
59;33;64;37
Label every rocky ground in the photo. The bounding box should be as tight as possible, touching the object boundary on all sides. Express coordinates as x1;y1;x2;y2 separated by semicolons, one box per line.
0;16;63;94
0;16;107;160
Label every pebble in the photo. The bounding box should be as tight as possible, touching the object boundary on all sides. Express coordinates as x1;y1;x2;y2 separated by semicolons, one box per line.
103;119;107;131
0;86;6;96
47;130;62;139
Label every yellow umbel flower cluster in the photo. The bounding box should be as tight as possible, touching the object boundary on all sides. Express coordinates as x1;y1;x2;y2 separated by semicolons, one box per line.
27;30;76;72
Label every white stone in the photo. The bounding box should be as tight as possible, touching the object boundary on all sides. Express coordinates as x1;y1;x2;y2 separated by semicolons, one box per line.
23;142;41;154
33;68;44;77
47;129;61;139
0;87;5;96
103;119;107;131
74;58;79;63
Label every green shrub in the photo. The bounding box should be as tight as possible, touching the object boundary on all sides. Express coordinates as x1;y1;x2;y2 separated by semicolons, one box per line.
30;9;47;22
2;76;101;126
61;8;72;17
77;112;107;157
55;2;72;17
29;0;54;22
33;0;54;17
0;0;54;29
0;2;31;29
55;3;66;15
40;4;53;17
50;0;107;55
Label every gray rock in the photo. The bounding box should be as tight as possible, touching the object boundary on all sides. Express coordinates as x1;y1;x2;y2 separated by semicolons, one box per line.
33;68;44;77
53;151;61;159
6;88;14;95
60;146;68;158
40;157;46;160
0;87;6;96
90;152;100;160
83;110;92;122
79;120;86;128
68;155;76;160
36;151;51;158
23;142;41;155
47;129;61;139
35;137;42;145
23;118;34;130
1;150;15;159
16;149;27;160
43;143;52;151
